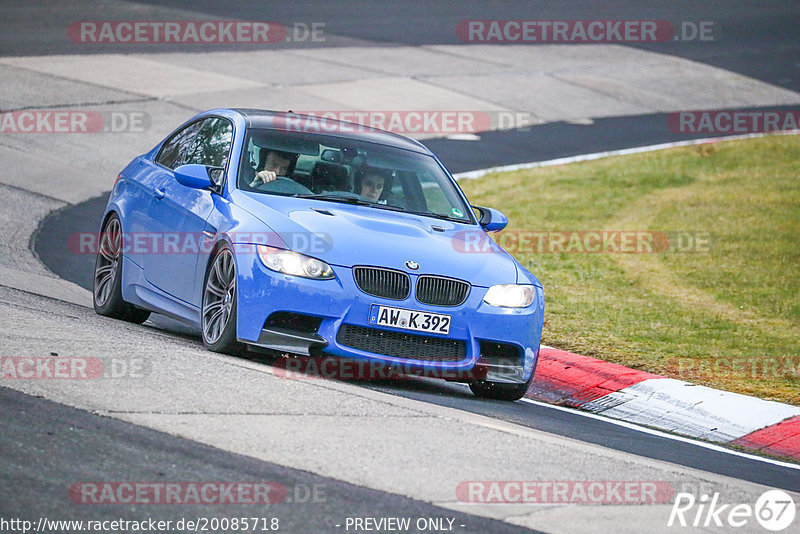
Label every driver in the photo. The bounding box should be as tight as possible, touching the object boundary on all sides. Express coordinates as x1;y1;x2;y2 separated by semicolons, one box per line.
248;149;296;188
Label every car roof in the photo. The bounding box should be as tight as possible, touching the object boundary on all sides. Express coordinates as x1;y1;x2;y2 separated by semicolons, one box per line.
229;108;432;154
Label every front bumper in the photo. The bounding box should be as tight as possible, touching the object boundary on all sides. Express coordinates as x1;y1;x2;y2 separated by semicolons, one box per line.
235;252;544;383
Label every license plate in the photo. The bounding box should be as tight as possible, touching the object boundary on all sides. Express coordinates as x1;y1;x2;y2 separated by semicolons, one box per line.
369;304;451;334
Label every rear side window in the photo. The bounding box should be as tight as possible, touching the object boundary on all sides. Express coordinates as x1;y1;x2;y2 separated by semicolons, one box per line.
155;120;203;170
184;117;233;168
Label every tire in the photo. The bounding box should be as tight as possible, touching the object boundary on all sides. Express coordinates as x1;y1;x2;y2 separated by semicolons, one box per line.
93;214;151;324
201;246;243;355
469;366;535;402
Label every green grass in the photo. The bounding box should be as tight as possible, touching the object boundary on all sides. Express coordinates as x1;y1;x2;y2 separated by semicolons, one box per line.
459;134;800;404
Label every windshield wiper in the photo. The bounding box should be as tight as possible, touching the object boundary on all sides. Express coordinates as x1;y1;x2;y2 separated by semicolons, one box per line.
403;210;470;224
294;193;374;206
295;194;469;223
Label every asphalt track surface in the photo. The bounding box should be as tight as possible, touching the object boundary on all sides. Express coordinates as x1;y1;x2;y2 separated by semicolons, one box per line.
5;1;800;532
0;386;539;533
5;1;799;95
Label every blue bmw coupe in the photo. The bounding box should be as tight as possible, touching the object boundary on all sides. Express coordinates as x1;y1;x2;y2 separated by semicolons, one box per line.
93;109;544;400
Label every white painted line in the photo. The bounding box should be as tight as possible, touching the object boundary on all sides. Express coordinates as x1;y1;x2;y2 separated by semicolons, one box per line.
453;129;800;180
445;133;482;141
516;397;800;470
580;378;800;443
447;382;800;469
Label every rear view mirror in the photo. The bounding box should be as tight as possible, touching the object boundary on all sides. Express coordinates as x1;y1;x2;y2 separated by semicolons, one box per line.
320;149;343;163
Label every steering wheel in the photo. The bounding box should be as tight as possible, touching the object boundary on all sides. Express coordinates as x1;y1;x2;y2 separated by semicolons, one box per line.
254;176;312;195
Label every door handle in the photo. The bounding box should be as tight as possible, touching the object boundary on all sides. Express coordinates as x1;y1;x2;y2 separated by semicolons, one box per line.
154;187;165;199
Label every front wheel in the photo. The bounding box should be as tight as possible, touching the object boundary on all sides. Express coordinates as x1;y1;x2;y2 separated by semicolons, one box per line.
469;371;534;402
93;214;150;324
201;246;243;355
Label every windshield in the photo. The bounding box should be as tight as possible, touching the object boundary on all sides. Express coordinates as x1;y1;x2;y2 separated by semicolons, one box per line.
238;129;473;223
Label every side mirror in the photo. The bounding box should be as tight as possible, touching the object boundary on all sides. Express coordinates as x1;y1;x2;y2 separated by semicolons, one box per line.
474;206;508;232
174;164;220;190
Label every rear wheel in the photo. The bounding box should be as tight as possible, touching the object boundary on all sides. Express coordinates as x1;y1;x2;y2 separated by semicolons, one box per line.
202;246;243;355
93;214;150;324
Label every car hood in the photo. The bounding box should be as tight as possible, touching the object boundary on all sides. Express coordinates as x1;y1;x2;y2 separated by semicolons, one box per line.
233;192;521;287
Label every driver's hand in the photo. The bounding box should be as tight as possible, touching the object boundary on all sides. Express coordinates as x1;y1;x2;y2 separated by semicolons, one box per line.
250;170;278;187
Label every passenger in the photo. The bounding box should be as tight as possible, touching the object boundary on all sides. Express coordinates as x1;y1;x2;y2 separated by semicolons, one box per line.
354;168;407;208
248;149;297;188
355;170;386;202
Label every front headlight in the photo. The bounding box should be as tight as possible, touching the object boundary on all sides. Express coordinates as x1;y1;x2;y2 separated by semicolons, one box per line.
256;245;334;279
483;284;535;308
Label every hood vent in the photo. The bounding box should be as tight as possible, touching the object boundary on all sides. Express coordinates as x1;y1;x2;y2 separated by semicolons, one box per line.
311;208;335;216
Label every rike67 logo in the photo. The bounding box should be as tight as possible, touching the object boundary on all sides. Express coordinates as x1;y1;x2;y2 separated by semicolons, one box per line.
668;489;796;531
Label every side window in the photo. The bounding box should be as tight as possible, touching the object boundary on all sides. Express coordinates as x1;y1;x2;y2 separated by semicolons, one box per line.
418;171;450;212
184;118;233;168
155;120;203;170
